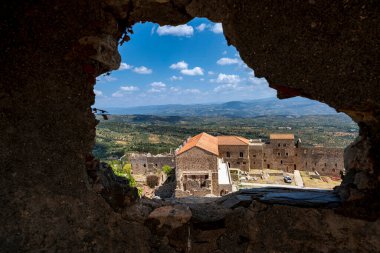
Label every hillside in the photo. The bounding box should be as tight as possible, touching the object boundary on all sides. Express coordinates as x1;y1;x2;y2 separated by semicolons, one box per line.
105;97;337;117
94;114;358;159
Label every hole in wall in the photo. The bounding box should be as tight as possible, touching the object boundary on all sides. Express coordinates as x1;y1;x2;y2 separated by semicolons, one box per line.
92;18;359;199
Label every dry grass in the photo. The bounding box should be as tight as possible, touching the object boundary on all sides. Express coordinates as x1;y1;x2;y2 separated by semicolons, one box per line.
300;171;341;189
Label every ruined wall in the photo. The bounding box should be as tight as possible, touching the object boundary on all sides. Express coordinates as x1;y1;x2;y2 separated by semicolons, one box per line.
295;147;345;176
146;155;175;173
248;140;344;176
218;145;249;171
0;0;379;251
131;154;175;175
130;154;148;174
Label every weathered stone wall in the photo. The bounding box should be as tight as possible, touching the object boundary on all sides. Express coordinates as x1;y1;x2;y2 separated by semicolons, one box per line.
131;153;175;175
176;147;218;195
249;144;265;170
130;154;148;174
218;145;249;171
1;0;379;251
295;147;345;176
246;141;344;176
147;155;175;174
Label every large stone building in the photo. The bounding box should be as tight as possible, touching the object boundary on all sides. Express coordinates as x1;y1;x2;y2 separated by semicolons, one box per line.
175;132;344;197
175;133;233;197
249;134;344;175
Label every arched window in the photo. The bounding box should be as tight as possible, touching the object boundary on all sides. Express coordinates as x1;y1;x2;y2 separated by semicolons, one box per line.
226;152;230;157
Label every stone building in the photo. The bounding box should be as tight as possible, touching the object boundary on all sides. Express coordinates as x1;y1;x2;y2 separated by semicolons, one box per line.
249;134;344;176
175;132;345;197
175;133;232;197
130;153;175;175
217;136;250;171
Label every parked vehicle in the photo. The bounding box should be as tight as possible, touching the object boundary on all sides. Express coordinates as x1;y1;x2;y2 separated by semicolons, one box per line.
284;176;292;183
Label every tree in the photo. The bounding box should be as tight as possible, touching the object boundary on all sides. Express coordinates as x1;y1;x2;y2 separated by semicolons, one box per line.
162;165;172;175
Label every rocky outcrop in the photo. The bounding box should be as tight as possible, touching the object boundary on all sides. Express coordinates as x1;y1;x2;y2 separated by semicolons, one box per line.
0;0;379;252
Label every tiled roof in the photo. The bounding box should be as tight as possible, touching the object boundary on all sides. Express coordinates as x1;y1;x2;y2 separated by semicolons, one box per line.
270;133;295;140
217;136;249;146
177;132;219;156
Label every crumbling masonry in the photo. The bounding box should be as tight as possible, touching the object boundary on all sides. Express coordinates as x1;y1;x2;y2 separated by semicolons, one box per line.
0;1;379;252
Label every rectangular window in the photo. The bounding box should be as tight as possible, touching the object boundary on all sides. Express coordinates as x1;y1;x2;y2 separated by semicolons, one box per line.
226;152;230;157
239;152;243;157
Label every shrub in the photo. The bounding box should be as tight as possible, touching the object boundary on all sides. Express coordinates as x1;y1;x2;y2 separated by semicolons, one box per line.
146;175;159;188
162;165;172;175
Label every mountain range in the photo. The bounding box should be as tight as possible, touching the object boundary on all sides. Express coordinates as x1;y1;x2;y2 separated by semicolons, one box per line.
105;97;338;117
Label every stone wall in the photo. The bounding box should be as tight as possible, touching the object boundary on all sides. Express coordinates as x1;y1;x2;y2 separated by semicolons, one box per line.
175;147;218;196
130;153;175;175
247;141;344;176
218;145;249;171
295;147;345;176
1;0;379;251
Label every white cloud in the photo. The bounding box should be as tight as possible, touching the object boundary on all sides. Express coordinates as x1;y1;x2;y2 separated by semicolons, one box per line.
97;75;117;82
181;67;204;76
208;71;215;75
171;61;203;76
195;23;224;34
133;66;152;74
211;23;223;34
215;73;241;84
150;82;166;88
112;91;124;97
112;85;139;97
170;75;183;81
222;50;227;55
196;23;207;32
214;83;239;92
170;87;180;92
148;82;166;93
184;89;201;94
217;57;240;65
118;62;133;70
157;24;194;37
148;88;163;93
200;78;205;81
94;89;103;96
170;61;188;70
120;86;139;91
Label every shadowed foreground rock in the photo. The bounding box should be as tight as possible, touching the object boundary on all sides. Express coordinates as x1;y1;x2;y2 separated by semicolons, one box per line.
0;0;379;252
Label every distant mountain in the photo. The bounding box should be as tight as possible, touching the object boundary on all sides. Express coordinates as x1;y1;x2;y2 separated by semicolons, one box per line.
105;97;338;117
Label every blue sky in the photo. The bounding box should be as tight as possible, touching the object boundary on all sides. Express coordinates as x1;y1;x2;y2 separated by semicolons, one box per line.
94;18;277;108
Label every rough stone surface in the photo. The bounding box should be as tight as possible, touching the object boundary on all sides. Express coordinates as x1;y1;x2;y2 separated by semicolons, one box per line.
147;205;192;230
0;0;379;252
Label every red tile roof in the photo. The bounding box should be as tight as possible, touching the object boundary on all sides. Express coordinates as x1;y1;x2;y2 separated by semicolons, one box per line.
217;136;249;145
270;133;295;140
177;132;219;156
